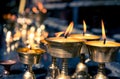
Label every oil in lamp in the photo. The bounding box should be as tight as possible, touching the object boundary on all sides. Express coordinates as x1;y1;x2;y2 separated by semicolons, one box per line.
85;20;120;79
17;46;45;79
70;20;100;79
45;22;85;79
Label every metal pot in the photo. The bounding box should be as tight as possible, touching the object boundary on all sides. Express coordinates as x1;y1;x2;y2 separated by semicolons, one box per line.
45;37;85;58
86;41;120;63
17;47;45;64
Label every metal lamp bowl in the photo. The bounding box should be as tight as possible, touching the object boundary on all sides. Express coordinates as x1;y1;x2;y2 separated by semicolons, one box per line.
69;34;100;41
69;34;100;54
17;48;45;64
85;41;120;63
45;37;84;58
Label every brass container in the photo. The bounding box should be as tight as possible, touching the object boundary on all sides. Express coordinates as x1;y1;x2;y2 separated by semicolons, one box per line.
17;48;45;64
45;37;84;58
85;41;120;63
69;34;100;54
70;34;100;41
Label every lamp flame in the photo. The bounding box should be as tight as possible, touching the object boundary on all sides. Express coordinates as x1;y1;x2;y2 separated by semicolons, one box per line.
32;7;39;14
101;20;106;44
64;21;74;38
55;31;64;37
83;20;87;36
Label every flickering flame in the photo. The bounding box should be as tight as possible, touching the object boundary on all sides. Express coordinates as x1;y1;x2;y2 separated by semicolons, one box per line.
55;31;64;37
37;2;44;11
64;21;74;38
101;20;106;44
41;8;47;14
37;2;47;14
11;44;15;51
29;26;35;33
32;7;39;13
29;33;34;40
6;31;12;43
7;47;11;53
83;20;87;35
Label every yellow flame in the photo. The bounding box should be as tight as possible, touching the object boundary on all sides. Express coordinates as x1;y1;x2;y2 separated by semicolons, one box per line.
32;7;39;13
64;21;74;37
83;20;87;33
101;20;106;39
37;2;44;11
55;31;64;37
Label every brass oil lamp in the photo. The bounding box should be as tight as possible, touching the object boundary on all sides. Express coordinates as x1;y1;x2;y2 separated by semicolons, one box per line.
17;47;45;79
70;20;100;79
85;20;120;79
45;22;85;79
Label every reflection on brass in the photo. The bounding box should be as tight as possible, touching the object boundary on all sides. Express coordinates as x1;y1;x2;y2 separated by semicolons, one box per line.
17;47;45;79
86;44;119;63
17;47;45;65
45;37;84;58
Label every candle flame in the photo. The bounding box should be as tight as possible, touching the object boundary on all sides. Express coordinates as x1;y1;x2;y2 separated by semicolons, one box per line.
83;20;87;35
101;20;106;39
6;31;12;43
101;20;106;44
64;21;74;38
27;45;31;49
32;7;39;13
55;31;64;37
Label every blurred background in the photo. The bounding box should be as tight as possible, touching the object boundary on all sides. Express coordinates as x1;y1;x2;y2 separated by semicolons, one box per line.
0;0;120;79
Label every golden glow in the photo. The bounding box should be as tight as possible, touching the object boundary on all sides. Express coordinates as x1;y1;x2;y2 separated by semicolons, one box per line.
37;2;44;10
101;20;106;40
83;20;87;33
64;21;74;37
32;7;39;13
55;31;64;37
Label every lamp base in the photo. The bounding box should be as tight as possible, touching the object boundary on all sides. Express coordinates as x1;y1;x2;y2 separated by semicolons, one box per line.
23;70;35;79
94;72;108;79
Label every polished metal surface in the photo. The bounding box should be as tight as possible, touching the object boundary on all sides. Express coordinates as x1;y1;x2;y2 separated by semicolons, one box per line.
47;57;60;79
94;72;108;79
17;47;45;64
56;73;71;79
69;34;100;79
94;63;108;79
17;48;45;79
23;65;35;79
45;37;84;58
70;34;100;54
56;59;70;79
86;45;119;63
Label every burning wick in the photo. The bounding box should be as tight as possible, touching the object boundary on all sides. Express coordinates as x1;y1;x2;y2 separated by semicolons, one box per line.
103;39;106;44
64;33;69;38
101;20;106;44
64;21;74;38
83;20;87;36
